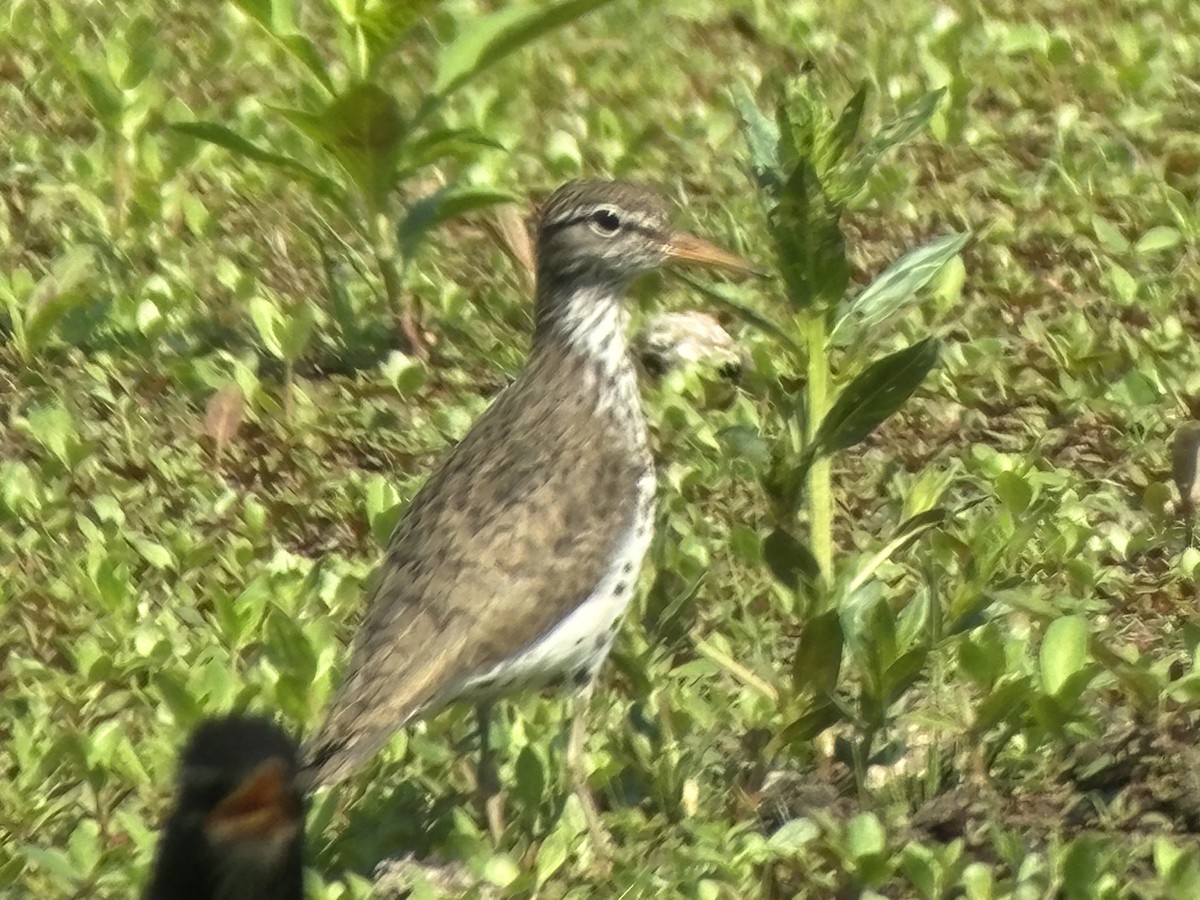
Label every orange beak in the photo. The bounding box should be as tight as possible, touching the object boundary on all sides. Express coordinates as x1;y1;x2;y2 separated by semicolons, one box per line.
665;231;762;276
205;757;301;845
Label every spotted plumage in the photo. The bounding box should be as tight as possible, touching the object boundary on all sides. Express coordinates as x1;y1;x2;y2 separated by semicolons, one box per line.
302;181;754;819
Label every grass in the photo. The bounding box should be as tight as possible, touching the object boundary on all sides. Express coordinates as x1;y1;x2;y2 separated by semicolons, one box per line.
4;0;1200;897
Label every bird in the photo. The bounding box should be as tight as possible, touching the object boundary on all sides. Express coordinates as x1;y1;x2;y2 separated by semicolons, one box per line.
144;715;306;900
303;179;756;851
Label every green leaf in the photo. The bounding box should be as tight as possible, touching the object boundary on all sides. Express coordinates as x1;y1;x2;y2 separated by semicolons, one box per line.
264;606;318;685
813;338;940;456
248;296;283;358
732;83;781;193
840;88;944;198
278;83;407;209
358;0;439;74
837;232;970;336
1135;225;1182;255
433;0;617;98
777;702;843;745
398;185;518;261
132;538;174;571
121;15;159;89
762;527;821;591
277;34;336;93
770;160;849;311
396;127;505;180
1091;215;1128;254
792;609;843;696
829;83;868;163
169;121;340;197
995;470;1033;514
846;812;886;859
883;648;929;702
19;246;97;357
18;402;78;465
1040;614;1089;697
277;302;317;362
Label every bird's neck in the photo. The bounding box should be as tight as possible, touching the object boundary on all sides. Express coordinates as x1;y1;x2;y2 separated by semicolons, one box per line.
531;277;632;378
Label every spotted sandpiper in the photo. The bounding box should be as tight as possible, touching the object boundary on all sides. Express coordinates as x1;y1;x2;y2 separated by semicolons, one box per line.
145;715;305;900
303;179;755;851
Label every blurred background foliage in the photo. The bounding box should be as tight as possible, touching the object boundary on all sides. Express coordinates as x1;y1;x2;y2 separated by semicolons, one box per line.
5;0;1200;897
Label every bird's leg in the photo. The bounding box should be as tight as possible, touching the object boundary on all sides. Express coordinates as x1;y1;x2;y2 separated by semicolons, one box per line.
567;679;614;864
476;702;505;841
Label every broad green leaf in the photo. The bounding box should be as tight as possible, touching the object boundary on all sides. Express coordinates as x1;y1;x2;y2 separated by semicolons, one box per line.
770;160;849;311
792;608;843;695
883;648;929;701
277;302;317;362
830;84;868;162
1135;225;1182;255
18;846;80;885
230;0;275;30
76;69;124;130
264;606;318;684
777;701;843;746
20;246;96;356
434;0;616;97
1040;614;1089;696
995;470;1032;514
762;527;821;592
846;812;886;859
19;403;78;465
1091;215;1128;254
248;296;284;358
837;232;969;337
732;83;781;193
132;538;174;571
398;185;518;261
813;338;940;456
121;15;159;89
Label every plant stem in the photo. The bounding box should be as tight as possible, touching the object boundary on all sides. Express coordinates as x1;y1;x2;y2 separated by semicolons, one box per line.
805;311;834;583
369;210;425;355
370;211;404;322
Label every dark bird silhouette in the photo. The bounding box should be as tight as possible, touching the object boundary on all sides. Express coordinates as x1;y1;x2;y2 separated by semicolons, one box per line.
145;715;305;900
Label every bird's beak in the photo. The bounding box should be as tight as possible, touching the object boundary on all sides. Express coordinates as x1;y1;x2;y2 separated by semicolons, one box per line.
205;758;301;846
665;231;762;276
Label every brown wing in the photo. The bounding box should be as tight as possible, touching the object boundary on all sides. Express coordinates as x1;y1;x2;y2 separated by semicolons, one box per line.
302;351;647;785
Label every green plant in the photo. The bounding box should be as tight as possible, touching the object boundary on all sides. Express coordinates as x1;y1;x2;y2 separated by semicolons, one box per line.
729;79;974;783
172;0;616;354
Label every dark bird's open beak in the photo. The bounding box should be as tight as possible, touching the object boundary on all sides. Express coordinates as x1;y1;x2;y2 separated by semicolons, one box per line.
665;231;763;277
205;757;301;846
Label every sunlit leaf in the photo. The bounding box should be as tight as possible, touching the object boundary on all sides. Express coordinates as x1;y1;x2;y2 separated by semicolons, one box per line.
169;121;340;197
837;232;970;337
813;338;940;456
398;184;518;261
1040;614;1089;696
433;0;617;98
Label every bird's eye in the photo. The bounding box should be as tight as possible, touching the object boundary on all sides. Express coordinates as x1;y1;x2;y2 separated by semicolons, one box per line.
590;208;621;235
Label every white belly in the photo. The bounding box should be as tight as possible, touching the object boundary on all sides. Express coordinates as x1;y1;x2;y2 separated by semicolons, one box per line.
446;474;656;703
